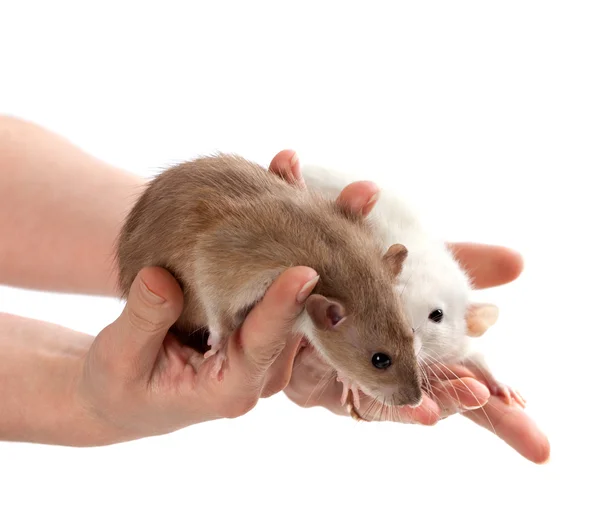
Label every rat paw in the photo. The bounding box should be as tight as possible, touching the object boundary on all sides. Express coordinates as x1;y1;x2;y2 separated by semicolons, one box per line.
462;353;526;409
489;381;526;408
204;331;222;359
203;330;228;381
337;374;361;410
208;350;228;381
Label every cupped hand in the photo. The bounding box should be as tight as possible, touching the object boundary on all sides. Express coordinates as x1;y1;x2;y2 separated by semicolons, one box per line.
75;261;318;444
270;149;549;464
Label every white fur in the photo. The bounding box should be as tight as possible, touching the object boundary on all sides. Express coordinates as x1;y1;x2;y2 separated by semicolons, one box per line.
301;163;475;369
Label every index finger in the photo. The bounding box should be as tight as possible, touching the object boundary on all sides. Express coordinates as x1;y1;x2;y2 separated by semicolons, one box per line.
443;363;550;464
462;397;550;464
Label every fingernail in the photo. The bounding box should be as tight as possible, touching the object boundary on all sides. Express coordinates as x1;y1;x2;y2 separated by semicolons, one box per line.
297;274;320;303
290;151;299;168
461;404;482;411
290;152;305;187
141;278;166;304
362;191;379;215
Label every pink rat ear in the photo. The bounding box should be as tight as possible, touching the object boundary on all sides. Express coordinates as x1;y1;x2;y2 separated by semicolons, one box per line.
466;303;499;337
382;243;408;277
305;294;347;331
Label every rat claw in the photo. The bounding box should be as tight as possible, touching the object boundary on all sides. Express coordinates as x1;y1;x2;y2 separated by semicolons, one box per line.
351;385;361;410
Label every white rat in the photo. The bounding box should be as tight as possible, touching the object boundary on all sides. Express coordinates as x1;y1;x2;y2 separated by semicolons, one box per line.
301;163;525;409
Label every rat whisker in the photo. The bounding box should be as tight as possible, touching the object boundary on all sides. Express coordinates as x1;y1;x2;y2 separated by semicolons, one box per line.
429;360;461;404
315;372;338;406
382;397;390;423
426;351;496;435
423;360;456;412
418;360;434;399
428;356;464;402
424;353;475;422
361;397;377;421
377;396;385;423
304;368;336;408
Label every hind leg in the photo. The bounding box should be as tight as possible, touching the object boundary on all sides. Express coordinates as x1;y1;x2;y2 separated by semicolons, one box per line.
203;327;229;380
202;305;236;381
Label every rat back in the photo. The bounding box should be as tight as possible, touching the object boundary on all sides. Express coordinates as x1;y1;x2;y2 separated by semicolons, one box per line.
118;154;393;321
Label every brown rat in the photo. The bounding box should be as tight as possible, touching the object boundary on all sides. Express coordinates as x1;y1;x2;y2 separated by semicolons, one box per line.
116;153;422;407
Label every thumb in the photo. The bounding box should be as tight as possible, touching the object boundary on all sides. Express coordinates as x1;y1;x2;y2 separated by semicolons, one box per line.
235;266;319;388
102;267;184;379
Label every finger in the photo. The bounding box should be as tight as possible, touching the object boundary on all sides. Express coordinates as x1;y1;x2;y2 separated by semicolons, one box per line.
462;396;550;464
431;377;491;416
261;334;304;398
104;267;184;379
446;243;524;289
235;266;319;390
336;181;380;217
268;149;303;187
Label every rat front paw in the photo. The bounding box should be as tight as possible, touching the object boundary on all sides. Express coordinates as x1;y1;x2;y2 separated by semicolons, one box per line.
208;350;228;381
463;353;526;409
337;374;361;410
488;380;526;408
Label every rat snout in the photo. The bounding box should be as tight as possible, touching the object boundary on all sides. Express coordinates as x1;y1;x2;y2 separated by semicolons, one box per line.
405;385;423;408
391;367;423;407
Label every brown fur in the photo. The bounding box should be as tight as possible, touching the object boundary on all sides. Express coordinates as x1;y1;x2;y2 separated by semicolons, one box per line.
116;153;421;405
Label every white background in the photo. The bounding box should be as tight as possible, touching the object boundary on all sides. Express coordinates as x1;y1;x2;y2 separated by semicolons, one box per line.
1;1;599;513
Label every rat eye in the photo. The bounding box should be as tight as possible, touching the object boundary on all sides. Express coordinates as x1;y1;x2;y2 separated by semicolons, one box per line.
371;353;392;369
428;309;444;323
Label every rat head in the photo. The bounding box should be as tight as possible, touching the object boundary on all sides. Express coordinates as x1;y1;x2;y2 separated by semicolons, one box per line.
304;244;423;407
397;243;498;368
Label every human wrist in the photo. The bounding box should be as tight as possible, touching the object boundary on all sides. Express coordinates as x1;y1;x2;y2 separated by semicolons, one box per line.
64;351;134;447
0;314;129;447
32;335;130;447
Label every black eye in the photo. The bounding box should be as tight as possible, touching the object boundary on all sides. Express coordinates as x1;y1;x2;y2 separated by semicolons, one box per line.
371;353;392;369
428;309;444;323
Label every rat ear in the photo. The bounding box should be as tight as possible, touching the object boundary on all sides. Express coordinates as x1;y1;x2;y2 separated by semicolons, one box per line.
466;303;499;337
305;294;347;331
382;243;408;277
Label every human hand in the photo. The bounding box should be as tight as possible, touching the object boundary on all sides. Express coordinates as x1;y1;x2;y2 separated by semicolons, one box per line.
269;149;549;464
75;263;319;444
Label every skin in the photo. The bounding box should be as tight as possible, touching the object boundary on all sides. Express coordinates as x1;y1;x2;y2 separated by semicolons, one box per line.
0;116;549;463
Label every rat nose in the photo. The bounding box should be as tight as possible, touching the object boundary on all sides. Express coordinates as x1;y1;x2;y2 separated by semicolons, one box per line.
388;367;423;407
402;367;423;406
406;387;423;407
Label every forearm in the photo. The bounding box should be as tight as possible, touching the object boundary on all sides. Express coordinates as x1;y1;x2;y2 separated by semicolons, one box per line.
0;115;147;296
0;313;119;446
